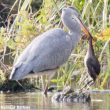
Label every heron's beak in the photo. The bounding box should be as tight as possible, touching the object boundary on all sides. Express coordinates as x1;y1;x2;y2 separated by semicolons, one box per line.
74;16;91;38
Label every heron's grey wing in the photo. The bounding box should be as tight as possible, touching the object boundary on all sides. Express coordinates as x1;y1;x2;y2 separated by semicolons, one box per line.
10;29;73;80
31;30;73;72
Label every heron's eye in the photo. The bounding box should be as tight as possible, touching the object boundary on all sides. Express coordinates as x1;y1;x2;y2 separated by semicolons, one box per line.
72;16;75;20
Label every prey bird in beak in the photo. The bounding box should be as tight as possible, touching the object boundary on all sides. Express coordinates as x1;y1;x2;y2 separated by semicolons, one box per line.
73;14;100;91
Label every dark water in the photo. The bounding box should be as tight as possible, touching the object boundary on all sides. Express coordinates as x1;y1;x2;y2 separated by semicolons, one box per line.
0;92;110;110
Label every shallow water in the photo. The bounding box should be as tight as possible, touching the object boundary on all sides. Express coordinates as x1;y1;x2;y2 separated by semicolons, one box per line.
0;92;110;110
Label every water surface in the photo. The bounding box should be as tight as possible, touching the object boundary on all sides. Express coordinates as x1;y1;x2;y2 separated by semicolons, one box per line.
0;92;110;110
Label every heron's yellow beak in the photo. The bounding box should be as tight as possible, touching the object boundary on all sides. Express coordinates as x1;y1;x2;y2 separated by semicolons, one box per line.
74;16;91;38
80;23;90;37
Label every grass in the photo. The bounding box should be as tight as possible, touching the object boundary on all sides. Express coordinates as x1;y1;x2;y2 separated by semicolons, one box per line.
0;0;110;91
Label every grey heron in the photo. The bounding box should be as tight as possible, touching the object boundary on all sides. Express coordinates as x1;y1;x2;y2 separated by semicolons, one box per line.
9;6;90;95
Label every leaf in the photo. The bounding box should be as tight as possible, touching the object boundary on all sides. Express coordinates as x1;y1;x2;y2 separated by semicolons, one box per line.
95;28;110;40
7;39;16;50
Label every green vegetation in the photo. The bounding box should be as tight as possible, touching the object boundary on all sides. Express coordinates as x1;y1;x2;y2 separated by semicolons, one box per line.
0;0;110;92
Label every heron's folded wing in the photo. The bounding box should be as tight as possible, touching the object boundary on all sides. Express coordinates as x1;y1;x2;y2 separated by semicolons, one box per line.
14;29;72;72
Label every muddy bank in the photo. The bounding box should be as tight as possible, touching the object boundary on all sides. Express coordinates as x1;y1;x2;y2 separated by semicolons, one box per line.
0;80;40;93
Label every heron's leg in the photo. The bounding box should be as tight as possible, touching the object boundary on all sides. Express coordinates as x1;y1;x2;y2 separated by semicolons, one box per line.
41;76;45;91
44;81;49;96
44;72;56;96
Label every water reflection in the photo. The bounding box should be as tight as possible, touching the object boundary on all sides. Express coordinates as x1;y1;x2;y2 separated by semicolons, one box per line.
0;92;110;110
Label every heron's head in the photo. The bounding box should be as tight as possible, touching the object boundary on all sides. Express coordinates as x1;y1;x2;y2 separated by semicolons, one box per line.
62;7;90;38
62;7;80;18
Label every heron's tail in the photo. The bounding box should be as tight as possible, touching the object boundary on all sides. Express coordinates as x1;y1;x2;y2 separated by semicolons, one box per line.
9;63;32;80
9;67;20;80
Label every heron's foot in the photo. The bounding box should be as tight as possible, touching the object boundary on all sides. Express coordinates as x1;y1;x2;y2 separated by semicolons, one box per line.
43;85;57;97
44;90;48;97
51;86;91;103
43;84;49;97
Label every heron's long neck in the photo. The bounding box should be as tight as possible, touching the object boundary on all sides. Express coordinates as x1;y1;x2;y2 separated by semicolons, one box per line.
69;32;81;48
61;15;81;48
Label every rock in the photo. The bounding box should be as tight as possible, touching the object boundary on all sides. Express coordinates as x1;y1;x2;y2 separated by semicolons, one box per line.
51;92;61;102
51;86;91;103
